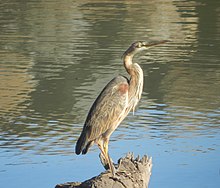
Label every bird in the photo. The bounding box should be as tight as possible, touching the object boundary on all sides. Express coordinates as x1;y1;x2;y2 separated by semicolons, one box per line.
75;40;169;177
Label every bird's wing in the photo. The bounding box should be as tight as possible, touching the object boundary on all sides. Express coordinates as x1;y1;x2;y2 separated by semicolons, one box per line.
85;75;129;139
75;75;129;154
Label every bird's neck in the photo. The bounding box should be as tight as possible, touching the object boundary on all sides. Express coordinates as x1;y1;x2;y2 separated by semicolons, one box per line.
123;54;143;79
123;55;133;74
123;55;144;112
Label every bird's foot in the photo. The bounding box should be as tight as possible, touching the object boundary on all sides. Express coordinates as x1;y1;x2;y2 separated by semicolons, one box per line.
99;153;118;171
109;170;120;181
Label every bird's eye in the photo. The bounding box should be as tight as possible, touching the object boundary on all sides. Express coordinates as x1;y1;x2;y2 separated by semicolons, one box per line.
137;42;142;48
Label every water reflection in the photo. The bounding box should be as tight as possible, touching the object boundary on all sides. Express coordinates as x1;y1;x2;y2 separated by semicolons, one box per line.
0;0;220;188
0;52;36;120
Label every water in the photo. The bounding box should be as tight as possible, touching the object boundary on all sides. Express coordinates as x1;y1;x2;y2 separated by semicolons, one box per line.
0;0;220;187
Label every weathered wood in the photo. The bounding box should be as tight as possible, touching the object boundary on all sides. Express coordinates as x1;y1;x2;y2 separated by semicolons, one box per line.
55;153;152;188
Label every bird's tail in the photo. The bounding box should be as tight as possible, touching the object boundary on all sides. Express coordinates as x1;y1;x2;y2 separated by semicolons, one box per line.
75;133;86;155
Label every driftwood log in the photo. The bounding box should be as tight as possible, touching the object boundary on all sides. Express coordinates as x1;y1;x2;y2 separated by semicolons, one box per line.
55;153;152;188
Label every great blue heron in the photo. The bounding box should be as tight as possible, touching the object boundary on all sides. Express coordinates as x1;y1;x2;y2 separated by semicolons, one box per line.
75;40;169;177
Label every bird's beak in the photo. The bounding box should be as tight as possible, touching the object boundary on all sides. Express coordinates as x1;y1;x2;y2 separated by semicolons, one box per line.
142;40;170;47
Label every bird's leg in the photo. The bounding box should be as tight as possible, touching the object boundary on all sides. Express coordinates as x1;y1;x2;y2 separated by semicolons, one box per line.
98;142;110;170
99;152;109;170
103;139;116;177
98;139;116;177
107;152;116;177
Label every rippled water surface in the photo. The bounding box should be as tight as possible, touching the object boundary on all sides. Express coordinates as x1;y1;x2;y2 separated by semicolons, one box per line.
0;0;220;188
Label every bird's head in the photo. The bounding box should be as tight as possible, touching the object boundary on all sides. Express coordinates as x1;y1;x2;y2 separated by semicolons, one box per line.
122;40;169;59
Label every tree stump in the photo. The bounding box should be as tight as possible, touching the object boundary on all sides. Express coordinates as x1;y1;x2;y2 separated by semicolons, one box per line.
55;153;152;188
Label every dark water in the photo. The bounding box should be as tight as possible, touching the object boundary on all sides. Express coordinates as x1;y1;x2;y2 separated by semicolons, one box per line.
0;0;220;187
